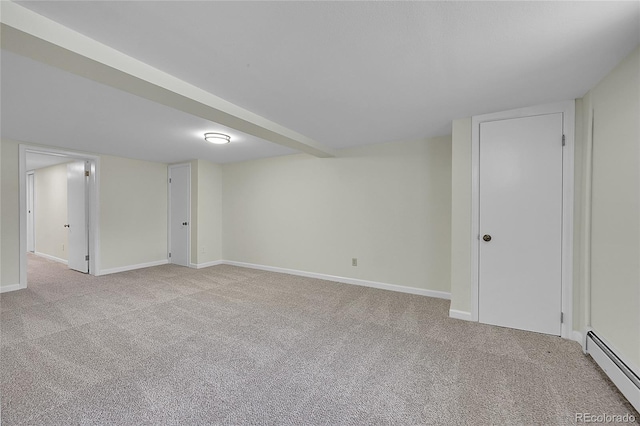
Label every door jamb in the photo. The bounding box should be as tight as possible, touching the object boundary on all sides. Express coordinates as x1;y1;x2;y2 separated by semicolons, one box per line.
26;171;35;253
167;163;191;267
470;100;575;339
19;144;100;288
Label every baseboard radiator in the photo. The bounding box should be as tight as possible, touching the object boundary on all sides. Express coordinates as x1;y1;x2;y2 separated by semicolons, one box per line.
586;331;640;412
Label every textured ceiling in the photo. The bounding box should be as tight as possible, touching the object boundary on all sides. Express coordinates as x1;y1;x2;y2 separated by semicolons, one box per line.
3;1;639;163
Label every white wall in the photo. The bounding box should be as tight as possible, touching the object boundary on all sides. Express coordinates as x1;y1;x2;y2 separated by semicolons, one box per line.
0;138;2;284
190;160;198;265
222;136;452;293
4;137;451;295
0;139;2;285
583;45;639;371
33;162;68;262
449;118;472;314
99;155;168;271
189;159;223;266
195;160;222;264
1;140;20;288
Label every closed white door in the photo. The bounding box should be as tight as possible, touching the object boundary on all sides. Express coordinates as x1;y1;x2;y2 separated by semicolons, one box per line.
169;164;190;267
26;172;35;253
479;113;563;335
67;161;89;273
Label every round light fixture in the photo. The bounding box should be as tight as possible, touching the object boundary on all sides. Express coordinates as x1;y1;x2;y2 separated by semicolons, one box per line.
204;132;231;144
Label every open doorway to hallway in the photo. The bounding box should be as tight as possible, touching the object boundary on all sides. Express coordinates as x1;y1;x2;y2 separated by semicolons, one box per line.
19;146;99;289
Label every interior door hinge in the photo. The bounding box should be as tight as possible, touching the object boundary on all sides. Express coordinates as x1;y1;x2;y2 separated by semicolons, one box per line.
85;255;89;261
561;312;564;323
562;134;566;147
85;170;90;177
169;178;172;183
169;253;171;258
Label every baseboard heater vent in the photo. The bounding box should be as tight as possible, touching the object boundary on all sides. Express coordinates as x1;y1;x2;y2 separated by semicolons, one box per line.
586;331;640;412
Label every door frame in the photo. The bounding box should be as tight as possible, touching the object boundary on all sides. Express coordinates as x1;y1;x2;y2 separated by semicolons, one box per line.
470;100;575;339
26;170;35;253
18;144;100;288
167;163;191;267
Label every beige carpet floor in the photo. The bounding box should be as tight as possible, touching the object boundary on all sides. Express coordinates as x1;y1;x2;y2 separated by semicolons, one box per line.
1;254;637;425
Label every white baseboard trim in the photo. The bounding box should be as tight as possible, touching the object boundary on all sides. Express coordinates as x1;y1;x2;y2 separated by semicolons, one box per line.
98;259;168;276
189;260;224;269
34;251;68;265
449;309;473;321
0;283;25;293
223;260;451;300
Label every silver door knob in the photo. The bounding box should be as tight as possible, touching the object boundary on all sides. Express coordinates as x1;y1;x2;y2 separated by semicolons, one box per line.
483;234;491;242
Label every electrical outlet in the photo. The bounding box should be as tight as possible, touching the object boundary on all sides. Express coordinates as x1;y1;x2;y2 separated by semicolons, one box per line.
352;258;358;267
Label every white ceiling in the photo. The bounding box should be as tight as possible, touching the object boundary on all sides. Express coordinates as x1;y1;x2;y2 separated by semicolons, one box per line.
3;1;639;164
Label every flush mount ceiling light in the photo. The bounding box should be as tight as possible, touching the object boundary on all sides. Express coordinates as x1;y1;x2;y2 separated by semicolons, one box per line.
204;132;231;144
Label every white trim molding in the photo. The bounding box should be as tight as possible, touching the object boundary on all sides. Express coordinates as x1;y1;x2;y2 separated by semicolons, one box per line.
470;100;575;340
449;309;473;321
0;284;25;294
98;259;168;276
167;163;191;268
580;108;594;348
223;260;451;300
34;251;68;265
190;260;224;269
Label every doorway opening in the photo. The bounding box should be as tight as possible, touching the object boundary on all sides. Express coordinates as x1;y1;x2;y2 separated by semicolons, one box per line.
18;145;100;289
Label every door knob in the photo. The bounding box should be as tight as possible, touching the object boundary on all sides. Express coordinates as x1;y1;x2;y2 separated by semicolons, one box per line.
483;234;491;242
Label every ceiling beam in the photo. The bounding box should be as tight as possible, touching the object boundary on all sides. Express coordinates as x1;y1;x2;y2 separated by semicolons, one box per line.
0;2;336;158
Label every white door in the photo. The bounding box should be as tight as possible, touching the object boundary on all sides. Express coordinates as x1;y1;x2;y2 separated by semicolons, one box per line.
67;161;89;273
479;113;563;335
26;172;35;253
169;164;190;267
